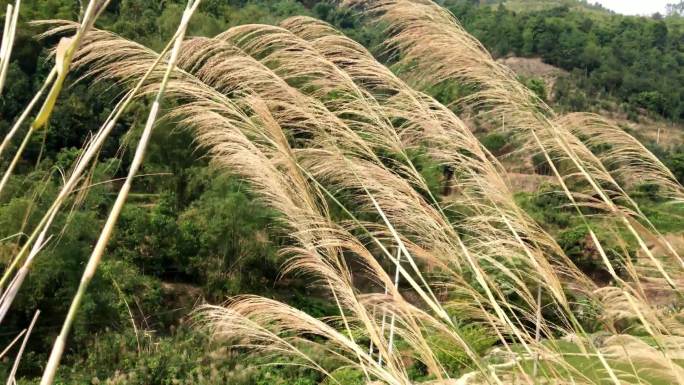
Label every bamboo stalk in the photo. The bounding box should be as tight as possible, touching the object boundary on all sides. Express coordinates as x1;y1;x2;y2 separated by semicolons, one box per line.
39;2;199;383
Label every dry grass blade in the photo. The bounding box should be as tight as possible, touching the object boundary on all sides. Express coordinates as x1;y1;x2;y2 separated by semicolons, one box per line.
0;0;20;94
6;310;40;385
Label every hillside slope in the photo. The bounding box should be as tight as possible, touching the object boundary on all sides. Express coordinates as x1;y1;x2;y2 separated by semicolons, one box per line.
492;0;612;14
1;1;684;384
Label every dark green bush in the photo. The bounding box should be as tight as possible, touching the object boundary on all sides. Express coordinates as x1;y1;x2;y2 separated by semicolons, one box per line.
557;225;634;283
480;132;508;155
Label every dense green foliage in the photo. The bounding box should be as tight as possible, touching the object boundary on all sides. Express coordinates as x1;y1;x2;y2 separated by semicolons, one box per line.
1;0;683;383
448;0;684;121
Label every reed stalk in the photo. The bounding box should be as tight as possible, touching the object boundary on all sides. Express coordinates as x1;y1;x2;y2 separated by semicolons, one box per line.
0;0;20;94
0;329;26;360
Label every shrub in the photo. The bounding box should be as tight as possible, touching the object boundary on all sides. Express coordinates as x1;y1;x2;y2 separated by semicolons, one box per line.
480;132;508;155
425;323;496;377
557;225;634;283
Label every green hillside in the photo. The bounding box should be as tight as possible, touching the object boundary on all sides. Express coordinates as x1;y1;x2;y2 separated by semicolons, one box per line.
486;0;611;14
0;1;683;384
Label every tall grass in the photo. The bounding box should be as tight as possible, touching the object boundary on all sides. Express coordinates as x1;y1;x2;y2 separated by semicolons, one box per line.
0;0;20;95
0;0;683;383
339;0;684;288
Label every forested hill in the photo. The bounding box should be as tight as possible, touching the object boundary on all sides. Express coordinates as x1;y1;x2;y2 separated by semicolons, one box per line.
453;0;684;121
7;0;684;123
1;1;684;384
6;0;684;177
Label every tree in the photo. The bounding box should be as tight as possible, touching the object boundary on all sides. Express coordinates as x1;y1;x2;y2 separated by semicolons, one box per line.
666;1;684;16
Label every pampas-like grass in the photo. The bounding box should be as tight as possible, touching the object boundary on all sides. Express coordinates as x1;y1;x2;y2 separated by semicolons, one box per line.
213;22;551;332
556;113;682;202
2;1;684;384
65;32;408;385
278;14;590;318
273;22;613;374
55;15;682;384
341;0;684;295
342;0;684;351
62;22;513;382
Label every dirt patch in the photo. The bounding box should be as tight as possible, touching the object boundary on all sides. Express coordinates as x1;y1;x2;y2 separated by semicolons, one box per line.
506;172;554;193
498;57;565;79
498;56;567;98
161;281;204;318
598;109;684;149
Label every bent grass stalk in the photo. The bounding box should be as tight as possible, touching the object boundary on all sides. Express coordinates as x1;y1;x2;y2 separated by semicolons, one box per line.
6;310;39;385
0;0;20;94
39;2;200;384
0;329;26;360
